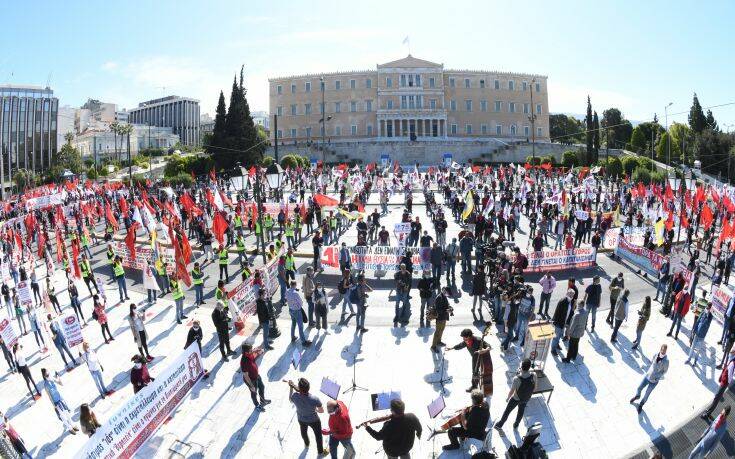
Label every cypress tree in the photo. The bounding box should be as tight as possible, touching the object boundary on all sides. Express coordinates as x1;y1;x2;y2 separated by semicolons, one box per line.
585;96;593;165
705;109;719;132
688;93;707;134
238;66;264;165
592;111;600;163
211;91;227;151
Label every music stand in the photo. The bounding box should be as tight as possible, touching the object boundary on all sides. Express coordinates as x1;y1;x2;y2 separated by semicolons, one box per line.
436;349;453;395
426;395;446;459
343;340;367;394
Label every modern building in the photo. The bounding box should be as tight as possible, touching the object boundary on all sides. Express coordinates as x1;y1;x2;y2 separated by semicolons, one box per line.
115;110;129;123
0;84;58;189
81;99;117;124
72;124;179;160
268;55;549;144
127;96;200;146
251;110;270;131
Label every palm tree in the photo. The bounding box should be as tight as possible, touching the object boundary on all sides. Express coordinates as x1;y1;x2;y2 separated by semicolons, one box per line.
110;121;119;162
120;123;134;181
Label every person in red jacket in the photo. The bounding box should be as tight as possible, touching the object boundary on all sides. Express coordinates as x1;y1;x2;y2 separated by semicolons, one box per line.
667;289;691;340
323;400;355;459
130;354;153;393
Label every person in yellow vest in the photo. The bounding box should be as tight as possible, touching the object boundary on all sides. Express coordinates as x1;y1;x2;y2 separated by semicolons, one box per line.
274;237;284;254
171;277;187;324
155;259;171;294
106;244;116;279
191;262;204;305
234;213;243;236
235;234;247;267
113;256;129;303
218;245;229;282
80;254;99;296
329;212;338;244
294;213;302;245
264;214;275;242
285;219;295;249
254;217;262;242
105;223;114;242
267;244;278;261
215;280;232;329
80;231;92;259
284;248;296;282
240;261;252;282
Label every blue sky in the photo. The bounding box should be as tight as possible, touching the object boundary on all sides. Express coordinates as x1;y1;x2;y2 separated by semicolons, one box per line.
2;0;734;129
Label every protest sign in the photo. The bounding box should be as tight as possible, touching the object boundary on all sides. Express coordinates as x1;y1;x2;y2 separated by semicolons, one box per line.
603;226;651;250
227;255;280;324
112;242;175;275
0;314;19;348
77;344;204;459
525;248;596;272
393;223;411;246
711;285;733;323
321;245;431;272
56;313;83;347
614;236;666;276
16;281;33;308
574;210;588;221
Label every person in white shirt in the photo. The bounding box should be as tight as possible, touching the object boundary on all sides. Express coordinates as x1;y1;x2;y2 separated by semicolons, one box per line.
538;272;556;318
79;341;111;398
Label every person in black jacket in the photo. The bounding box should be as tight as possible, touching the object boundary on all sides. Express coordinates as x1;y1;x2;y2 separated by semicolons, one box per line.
442;389;490;450
256;290;274;350
212;301;235;361
363;399;422;457
418;272;434;328
431;287;453;352
449;328;489;392
184;320;203;353
551;289;575;356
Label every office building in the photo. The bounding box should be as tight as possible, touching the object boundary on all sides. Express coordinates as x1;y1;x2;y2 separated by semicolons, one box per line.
128;96;200;146
72;124;179;160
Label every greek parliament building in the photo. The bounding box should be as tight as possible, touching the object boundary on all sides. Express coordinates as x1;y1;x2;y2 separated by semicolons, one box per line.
0;85;58;188
127;95;200;146
268;55;549;146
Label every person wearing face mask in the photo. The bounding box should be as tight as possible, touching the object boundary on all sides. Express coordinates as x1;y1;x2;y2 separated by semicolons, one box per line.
130;354;154;394
240;343;271;412
607;272;625;326
12;343;41;400
630;344;669;413
127;304;153;362
212;300;235;361
185;320;203;354
79;341;112;399
40;367;79;434
551;290;575;357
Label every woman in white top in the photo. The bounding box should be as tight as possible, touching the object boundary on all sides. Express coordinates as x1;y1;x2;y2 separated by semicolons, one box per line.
12;343;41;398
127;303;153;361
80;341;110;398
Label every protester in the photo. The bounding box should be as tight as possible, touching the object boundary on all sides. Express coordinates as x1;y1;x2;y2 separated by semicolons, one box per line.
127;303;153;361
240;344;271;412
286;378;328;456
79;341;111;398
79;403;102;437
40;368;79;434
630;344;669;413
130;354;153;393
494;358;537;430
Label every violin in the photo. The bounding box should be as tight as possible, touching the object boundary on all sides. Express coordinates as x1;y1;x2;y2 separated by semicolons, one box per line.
356;414;393;429
426;406;471;440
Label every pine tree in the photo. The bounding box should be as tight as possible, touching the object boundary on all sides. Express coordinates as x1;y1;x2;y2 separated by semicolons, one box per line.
688;93;707;134
592;111;600;163
706;109;719;132
585;96;593;165
629;126;646;153
238;66;263;165
211;91;227;151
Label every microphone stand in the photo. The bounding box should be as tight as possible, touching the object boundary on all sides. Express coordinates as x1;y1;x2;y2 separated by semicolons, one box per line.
343;336;367;394
436;349;452;395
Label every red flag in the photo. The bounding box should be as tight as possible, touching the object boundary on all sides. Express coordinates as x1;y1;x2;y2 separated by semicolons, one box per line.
314;194;339;207
665;212;674;232
205;189;215;207
209;168;216;182
37;231;46;259
248;166;256;178
523;163;532;170
180;192;203;217
220;191;234;208
173;237;191;287
55;204;65;227
680;211;689;229
720;219;731;243
211;211;228;246
701;204;714;231
119;196;129;215
724;195;735;213
24;213;36;242
540;163;552;171
71;239;81;279
126;222;139;261
55;228;64;262
711;187;720;205
105;202;119;230
665;183;674;201
180;230;193;265
366;163;375;172
14;231;22;252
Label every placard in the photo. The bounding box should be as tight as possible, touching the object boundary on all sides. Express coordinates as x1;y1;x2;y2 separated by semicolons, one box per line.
525;248;596;272
16;281;33;307
57;313;83;348
321;246;431;272
393;223;411;246
711;285;733;324
77;344;204;459
112;242;175;275
0;314;19;348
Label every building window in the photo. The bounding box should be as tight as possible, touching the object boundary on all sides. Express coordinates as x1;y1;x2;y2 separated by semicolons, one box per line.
276;129;283;138
416;97;423;109
429;77;435;88
290;128;297;138
336;126;342;136
524;103;530;114
289;104;296;116
305;82;311;92
524;126;530;136
415;75;421;87
409;95;415;109
401;96;407;109
366;100;372;112
387;99;394;109
508;80;514;91
522;81;528;91
494;101;502;112
464;78;470;88
509;102;516;113
350;79;356;89
537;127;543;137
305;127;312;138
305;103;312;115
465;124;472;134
351;125;357;136
335;80;341;90
511;125;517;135
430;99;437;109
291;84;296;93
450;124;457;134
481;100;488;112
335;102;341;113
536;104;542;114
536;82;541;92
366;79;372;88
465;100;472;112
480;79;485;89
277;106;283;116
277;85;283;95
367;125;373;136
350;101;357;112
494;79;500;90
400;75;406;87
496;124;502;135
386;77;392;88
449;77;455;88
450;100;456;111
481;124;488;134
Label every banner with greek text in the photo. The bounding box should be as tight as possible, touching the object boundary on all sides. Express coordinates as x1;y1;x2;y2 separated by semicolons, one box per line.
25;193;64;211
526;248;596;272
227;254;281;323
0;314;19;348
112;242;175;275
16;281;33;308
77;344;204;459
321;245;431;272
603;226;650;250
614;236;666;276
711;285;733;323
56;313;83;348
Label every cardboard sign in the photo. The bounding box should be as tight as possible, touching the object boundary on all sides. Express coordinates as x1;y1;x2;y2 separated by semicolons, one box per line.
112;242;175;275
57;313;83;347
16;281;33;307
0;314;19;348
526;248;596;272
321;246;431;272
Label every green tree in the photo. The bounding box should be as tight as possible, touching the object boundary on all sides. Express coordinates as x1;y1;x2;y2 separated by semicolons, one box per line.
585;96;593;165
13;169;35;190
656;132;678;164
212;90;227;150
628;126;647;153
280;154;300;169
562;150;578;168
601;108;633;150
621;156;639;176
49;133;83;180
688;93;707;134
669;123;693;165
694;128;733;175
549;114;584;144
706;109;719;132
592;111;600;164
631;166;652;185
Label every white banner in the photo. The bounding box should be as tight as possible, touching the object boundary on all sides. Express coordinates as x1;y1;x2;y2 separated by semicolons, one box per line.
393;223;411;247
16;281;33;308
25;193;64;211
56;313;83;348
526;248;597;272
0;313;19;348
78;344;204;459
112;242;175;275
321;245;431;272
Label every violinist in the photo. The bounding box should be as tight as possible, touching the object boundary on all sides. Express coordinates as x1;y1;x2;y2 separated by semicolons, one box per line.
362;399;422;458
447;328;490;392
442;390;490;451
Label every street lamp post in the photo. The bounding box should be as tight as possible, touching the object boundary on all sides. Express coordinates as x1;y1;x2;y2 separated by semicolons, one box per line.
529;78;537;166
320;76;326;163
665;102;673;166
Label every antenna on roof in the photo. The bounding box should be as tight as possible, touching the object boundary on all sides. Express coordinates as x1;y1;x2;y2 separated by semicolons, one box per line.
46;71;52;89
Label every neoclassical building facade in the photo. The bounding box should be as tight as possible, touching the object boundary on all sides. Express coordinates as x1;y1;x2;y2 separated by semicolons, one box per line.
268;55;549;144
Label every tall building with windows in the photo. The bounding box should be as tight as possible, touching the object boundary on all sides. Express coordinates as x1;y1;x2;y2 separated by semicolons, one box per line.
268;55;548;143
0;84;58;188
128;96;200;146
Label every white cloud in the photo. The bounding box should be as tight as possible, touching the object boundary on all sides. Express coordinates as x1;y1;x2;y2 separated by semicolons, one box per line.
549;81;637;118
101;61;118;71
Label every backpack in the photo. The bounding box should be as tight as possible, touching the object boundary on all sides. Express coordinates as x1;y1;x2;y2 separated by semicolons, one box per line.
349;285;360;304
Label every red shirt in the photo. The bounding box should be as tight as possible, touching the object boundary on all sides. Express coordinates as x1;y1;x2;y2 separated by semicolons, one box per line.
328;401;353;440
240;352;259;380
